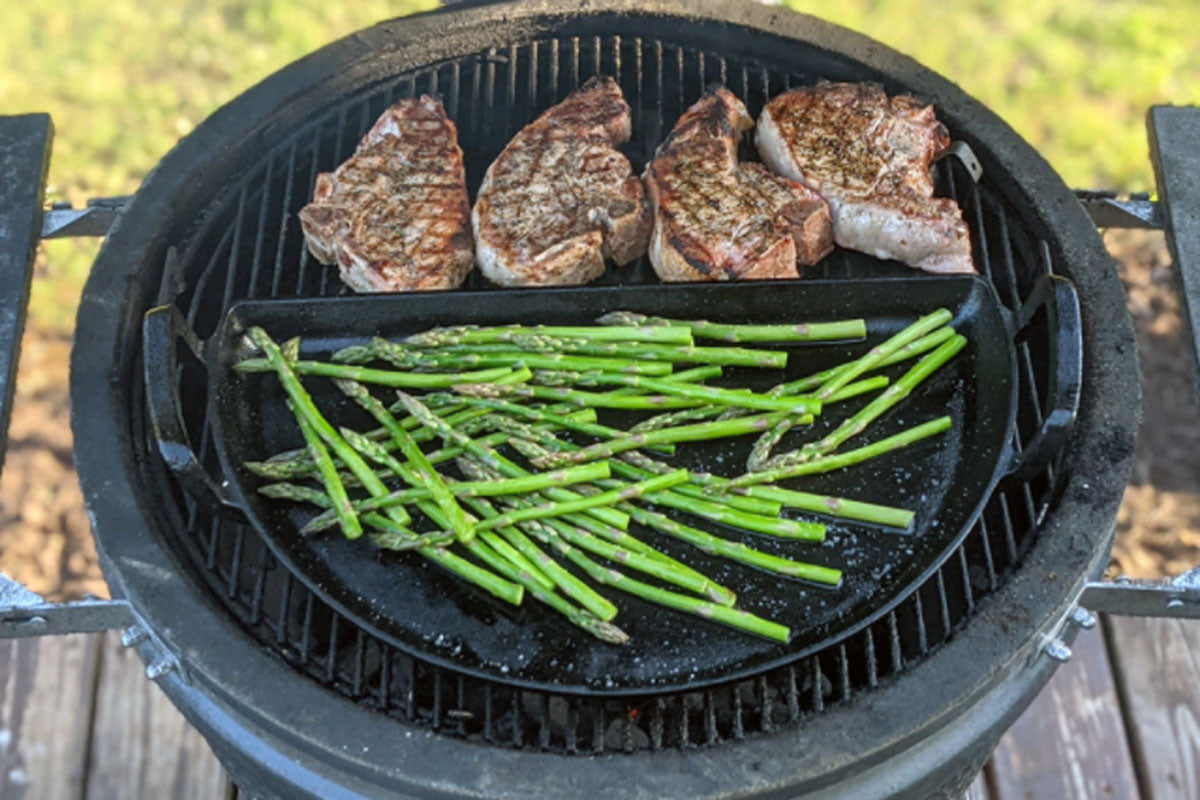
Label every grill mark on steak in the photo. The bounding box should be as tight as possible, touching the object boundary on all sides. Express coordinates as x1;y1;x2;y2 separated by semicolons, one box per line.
643;88;833;282
472;76;651;286
755;82;974;274
298;95;474;293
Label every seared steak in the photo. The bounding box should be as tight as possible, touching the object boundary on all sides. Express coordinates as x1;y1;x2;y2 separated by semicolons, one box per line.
756;82;974;274
298;95;474;293
472;76;651;286
643;88;833;282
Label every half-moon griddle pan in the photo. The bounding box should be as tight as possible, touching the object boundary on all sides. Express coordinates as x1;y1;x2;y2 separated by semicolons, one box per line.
196;276;1030;695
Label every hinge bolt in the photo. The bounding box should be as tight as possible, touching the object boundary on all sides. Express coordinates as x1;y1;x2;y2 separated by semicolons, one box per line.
120;626;148;648
1167;598;1184;609
1043;638;1072;662
145;657;175;680
1072;607;1097;629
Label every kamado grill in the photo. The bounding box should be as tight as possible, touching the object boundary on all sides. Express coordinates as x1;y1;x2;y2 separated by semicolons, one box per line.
2;1;1199;797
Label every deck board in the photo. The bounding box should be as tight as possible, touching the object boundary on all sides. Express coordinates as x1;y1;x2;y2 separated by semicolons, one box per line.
0;634;100;800
990;625;1141;800
1107;615;1200;800
84;631;227;800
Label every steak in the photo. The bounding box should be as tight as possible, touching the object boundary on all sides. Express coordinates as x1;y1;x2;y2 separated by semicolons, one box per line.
756;82;974;274
472;76;651;286
643;88;833;282
298;95;474;293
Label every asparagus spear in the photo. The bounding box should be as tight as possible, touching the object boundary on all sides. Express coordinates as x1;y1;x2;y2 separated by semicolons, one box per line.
267;465;524;606
723;416;954;488
235;356;523;389
530;411;802;468
336;380;475;543
458;495;619;622
414;498;555;592
620;504;842;585
472;470;690;532
452;382;705;410
765;335;966;470
289;408;361;539
246;327;409;530
811;309;952;402
393;390;630;530
296;462;612;535
770;326;957;396
497;337;790;368
406;324;695;347
527;370;821;414
363;337;678;376
519;518;789;642
594;312;866;344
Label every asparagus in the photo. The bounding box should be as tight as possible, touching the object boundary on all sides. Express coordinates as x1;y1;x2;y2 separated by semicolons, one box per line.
527;370;821;414
289;409;361;539
459;495;618;622
498;337;790;368
273;471;524;605
811;309;953;402
452;382;705;410
472;470;690;532
246;327;410;530
529;411;801;468
414;498;555;592
825;375;890;403
765;335;967;470
747;414;807;473
363;337;677;376
594;312;866;344
771;326;957;396
406;324;695;347
620;504;842;585
336;380;475;543
629;405;726;432
235;356;522;389
519;518;789;642
723;416;954;488
497;493;737;606
298;459;612;536
392;390;630;530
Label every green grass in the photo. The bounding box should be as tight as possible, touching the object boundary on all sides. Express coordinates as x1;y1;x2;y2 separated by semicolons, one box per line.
4;1;1196;333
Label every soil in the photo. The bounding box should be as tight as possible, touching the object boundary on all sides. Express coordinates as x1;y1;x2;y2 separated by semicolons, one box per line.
0;231;1195;601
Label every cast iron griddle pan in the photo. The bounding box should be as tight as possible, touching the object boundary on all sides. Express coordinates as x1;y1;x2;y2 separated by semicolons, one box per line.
207;277;1016;694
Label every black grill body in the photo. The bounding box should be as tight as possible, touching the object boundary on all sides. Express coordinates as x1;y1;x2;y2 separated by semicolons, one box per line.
69;1;1138;797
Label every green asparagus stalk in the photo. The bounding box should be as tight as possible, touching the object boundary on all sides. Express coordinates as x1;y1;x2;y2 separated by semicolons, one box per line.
594;312;866;344
297;462;611;535
364;337;678;376
723;416;954;488
520;518;788;642
811;309;953;402
452;381;705;410
494;337;790;368
771;326;957;396
246;327;409;530
825;375;890;403
392;390;630;530
472;470;689;532
765;335;966;470
458;495;619;622
289;409;361;539
620;504;842;585
629;405;726;432
527;370;821;414
407;324;695;347
270;470;524;606
529;411;799;468
497;493;737;606
336;380;475;542
235;356;524;389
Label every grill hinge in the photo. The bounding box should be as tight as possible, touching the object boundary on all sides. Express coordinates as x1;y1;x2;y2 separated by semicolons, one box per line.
40;195;129;239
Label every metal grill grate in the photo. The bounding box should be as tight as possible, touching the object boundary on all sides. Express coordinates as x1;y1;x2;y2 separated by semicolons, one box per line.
137;35;1063;753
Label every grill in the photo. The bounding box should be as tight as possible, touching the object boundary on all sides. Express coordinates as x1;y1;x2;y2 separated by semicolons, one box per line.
2;1;1198;798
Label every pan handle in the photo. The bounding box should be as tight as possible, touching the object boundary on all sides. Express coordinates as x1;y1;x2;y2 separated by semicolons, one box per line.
143;304;245;518
1003;274;1083;482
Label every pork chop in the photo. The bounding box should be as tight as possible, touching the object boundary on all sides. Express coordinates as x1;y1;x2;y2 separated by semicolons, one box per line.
643;88;833;282
756;82;974;274
471;76;651;286
298;95;474;293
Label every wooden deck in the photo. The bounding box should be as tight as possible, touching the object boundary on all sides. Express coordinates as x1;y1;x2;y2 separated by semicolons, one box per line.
0;617;1196;799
